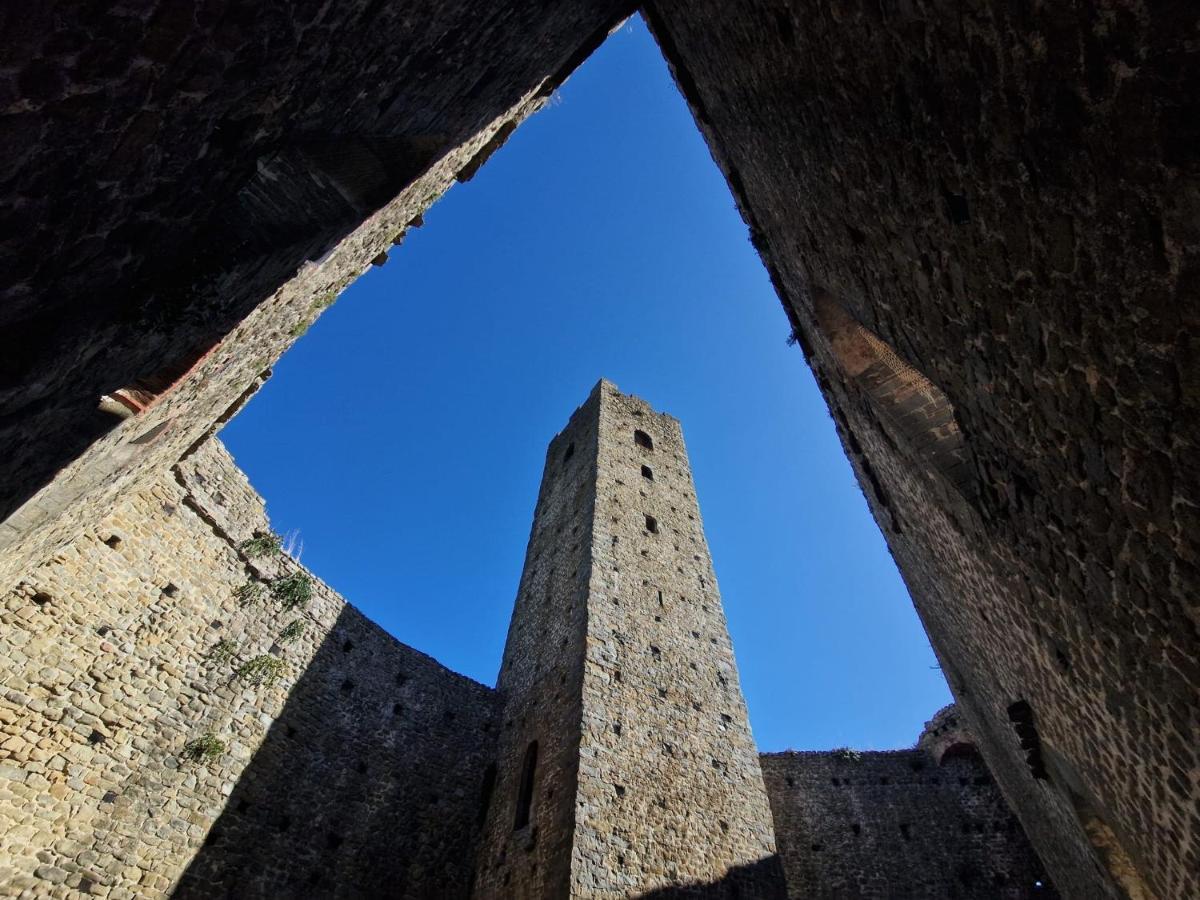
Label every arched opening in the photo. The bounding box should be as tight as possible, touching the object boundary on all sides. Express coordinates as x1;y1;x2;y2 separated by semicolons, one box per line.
939;742;981;765
97;341;222;419
514;741;538;830
634;429;653;450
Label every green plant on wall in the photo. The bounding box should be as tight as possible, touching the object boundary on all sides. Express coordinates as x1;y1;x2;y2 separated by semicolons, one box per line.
210;638;239;664
236;654;287;687
271;572;313;610
182;733;226;764
290;316;315;338
832;747;863;762
235;580;265;605
240;532;281;558
279;619;306;644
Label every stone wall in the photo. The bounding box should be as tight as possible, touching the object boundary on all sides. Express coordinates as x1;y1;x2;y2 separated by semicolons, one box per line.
761;747;1055;899
0;437;497;898
643;2;1200;896
2;4;1196;896
0;0;633;600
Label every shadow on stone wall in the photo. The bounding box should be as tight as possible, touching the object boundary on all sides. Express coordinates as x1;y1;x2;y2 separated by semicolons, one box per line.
172;605;496;899
635;855;788;899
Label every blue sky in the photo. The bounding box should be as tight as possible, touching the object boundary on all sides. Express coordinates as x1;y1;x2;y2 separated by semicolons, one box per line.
221;16;950;752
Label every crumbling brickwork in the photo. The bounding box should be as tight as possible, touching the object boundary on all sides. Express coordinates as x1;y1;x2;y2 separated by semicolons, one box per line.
474;381;785;898
0;438;497;898
761;707;1056;899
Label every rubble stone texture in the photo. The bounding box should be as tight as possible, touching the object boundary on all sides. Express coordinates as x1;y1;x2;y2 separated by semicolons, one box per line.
0;438;498;899
643;1;1199;896
761;707;1057;899
0;0;635;594
0;386;1053;897
472;381;785;898
1;2;1197;898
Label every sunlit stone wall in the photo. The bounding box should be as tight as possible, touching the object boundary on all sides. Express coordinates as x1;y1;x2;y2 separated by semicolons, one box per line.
0;437;497;898
474;381;785;898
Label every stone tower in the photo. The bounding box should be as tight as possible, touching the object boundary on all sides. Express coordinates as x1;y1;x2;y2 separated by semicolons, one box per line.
472;380;784;898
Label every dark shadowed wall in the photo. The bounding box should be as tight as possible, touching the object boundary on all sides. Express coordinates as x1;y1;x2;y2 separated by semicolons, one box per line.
1;3;1196;897
761;746;1055;899
643;2;1199;896
0;0;633;600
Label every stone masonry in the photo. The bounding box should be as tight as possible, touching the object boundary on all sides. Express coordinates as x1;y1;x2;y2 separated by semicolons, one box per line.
472;380;784;898
0;380;1056;897
642;2;1199;896
2;6;1196;897
0;0;635;553
0;437;498;899
761;706;1056;899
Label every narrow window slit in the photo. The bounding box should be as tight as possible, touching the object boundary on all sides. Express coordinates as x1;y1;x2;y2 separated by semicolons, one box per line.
514;741;538;829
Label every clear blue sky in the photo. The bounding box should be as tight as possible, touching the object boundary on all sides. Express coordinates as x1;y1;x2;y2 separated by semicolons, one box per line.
222;16;950;752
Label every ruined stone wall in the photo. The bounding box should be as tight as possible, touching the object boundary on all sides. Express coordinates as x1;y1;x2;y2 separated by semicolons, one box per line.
3;3;1196;896
644;3;1200;897
0;437;497;898
761;748;1055;899
0;0;633;601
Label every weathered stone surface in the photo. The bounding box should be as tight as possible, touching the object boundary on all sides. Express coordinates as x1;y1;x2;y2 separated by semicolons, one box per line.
1;3;1197;896
0;438;496;898
0;0;634;590
0;384;1056;898
643;2;1199;896
762;707;1056;899
473;381;785;898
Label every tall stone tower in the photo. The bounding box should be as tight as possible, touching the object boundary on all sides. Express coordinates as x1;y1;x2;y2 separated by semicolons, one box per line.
472;380;783;898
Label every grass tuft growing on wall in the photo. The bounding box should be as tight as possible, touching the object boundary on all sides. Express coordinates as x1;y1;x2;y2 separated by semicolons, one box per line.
182;733;226;764
279;620;306;643
235;580;265;605
210;638;239;664
236;654;287;687
240;532;282;558
271;572;313;610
